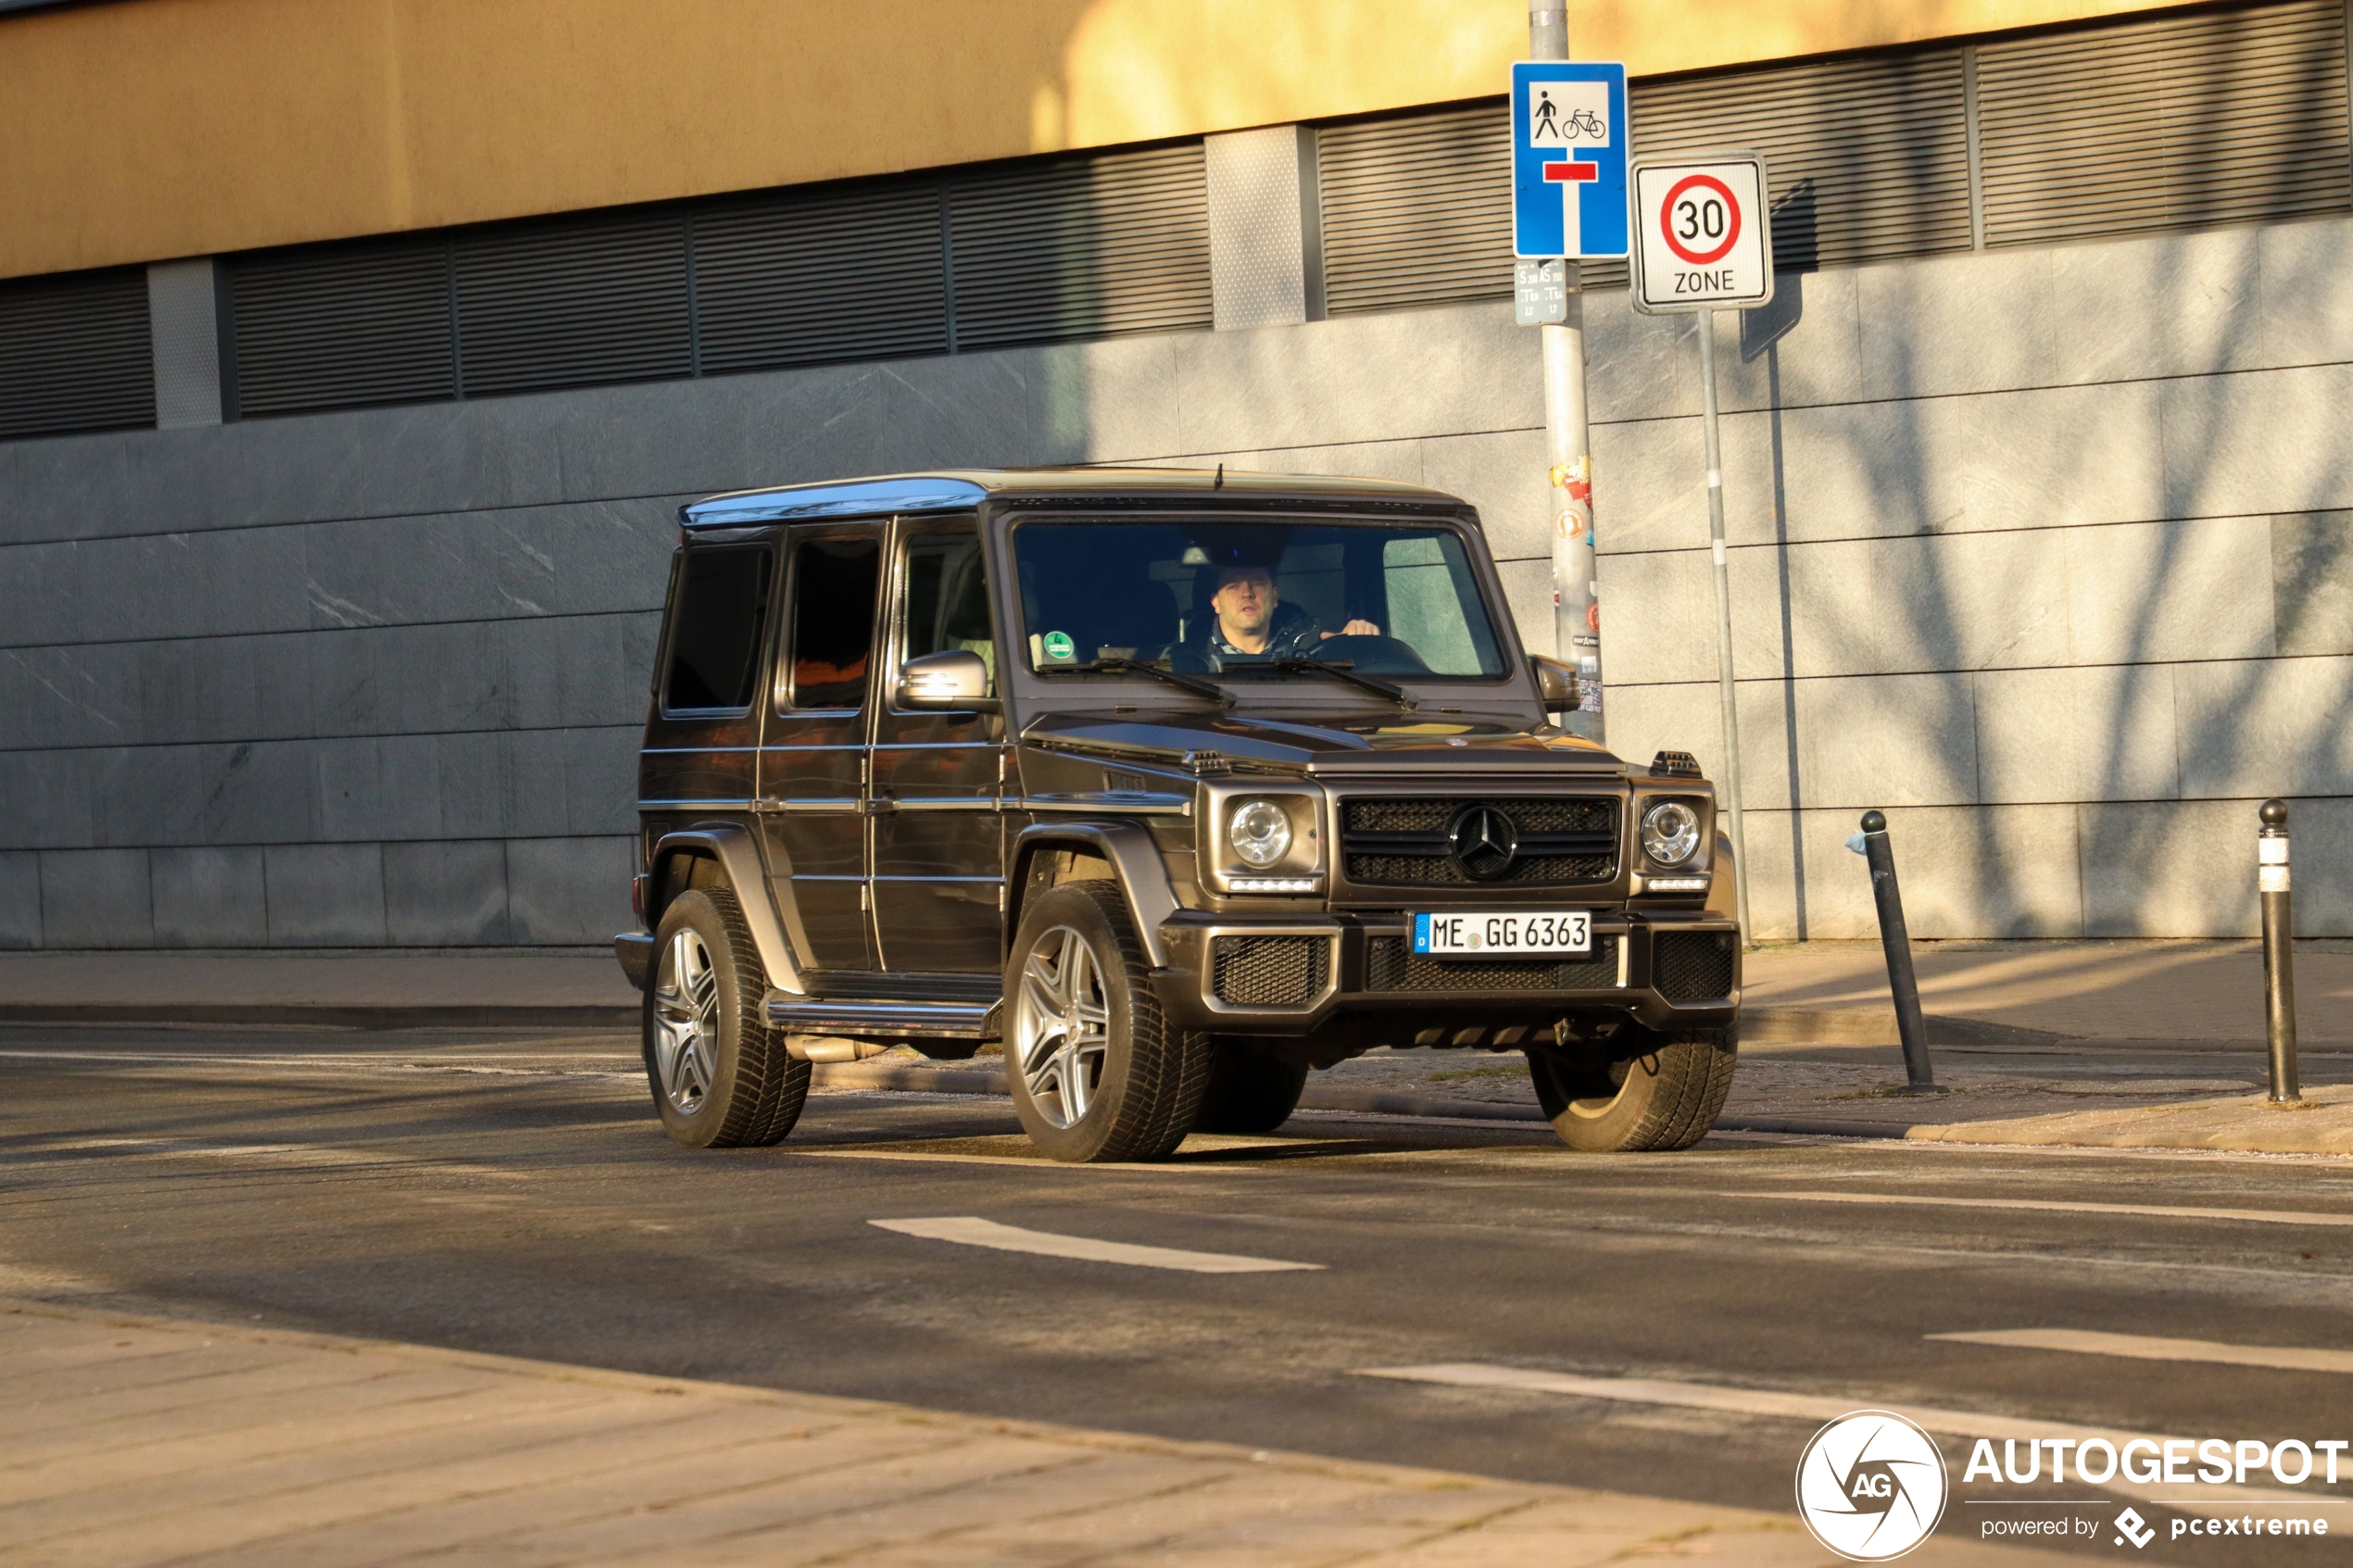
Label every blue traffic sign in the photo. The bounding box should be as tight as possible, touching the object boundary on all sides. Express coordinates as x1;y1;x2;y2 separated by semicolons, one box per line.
1511;61;1629;259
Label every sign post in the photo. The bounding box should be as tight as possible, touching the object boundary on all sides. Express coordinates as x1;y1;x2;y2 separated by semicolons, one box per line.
1629;154;1772;945
1511;52;1628;741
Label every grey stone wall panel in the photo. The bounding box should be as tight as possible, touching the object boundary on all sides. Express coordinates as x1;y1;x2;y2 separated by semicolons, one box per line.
38;847;153;947
1857;245;2061;402
0;748;94;850
5;643;143;751
0;850;39;948
2256;218;2353;372
2171;655;2353;799
2162;361;2353;524
1419;429;1550;565
507;834;633;943
2272;510;2353;657
150;846;268;947
263;842;387;946
1170;304;1536;454
562;725;642;834
2079;798;2259;939
2050;228;2264;386
384;838;510;946
1708;266;1867;418
1971;662;2183;806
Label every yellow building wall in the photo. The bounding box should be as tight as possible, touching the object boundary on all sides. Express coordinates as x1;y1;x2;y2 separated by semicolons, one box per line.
0;0;2204;281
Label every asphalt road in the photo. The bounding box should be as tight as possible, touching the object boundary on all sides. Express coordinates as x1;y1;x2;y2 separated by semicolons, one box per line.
4;1024;2349;1565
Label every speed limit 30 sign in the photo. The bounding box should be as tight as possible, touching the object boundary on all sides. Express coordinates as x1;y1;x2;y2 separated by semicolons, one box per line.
1629;154;1773;315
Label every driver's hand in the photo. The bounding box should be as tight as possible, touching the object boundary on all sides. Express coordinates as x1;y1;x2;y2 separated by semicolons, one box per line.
1320;619;1381;639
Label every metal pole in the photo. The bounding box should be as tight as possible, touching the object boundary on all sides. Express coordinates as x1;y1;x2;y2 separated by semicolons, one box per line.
1859;810;1940;1093
1531;0;1603;742
1696;310;1752;945
2259;798;2302;1103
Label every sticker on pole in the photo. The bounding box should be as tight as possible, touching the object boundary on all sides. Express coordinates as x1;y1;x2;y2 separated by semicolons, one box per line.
1511;61;1629;259
1629;154;1773;315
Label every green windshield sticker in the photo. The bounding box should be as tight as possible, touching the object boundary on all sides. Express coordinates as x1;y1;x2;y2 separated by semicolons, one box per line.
1041;631;1076;662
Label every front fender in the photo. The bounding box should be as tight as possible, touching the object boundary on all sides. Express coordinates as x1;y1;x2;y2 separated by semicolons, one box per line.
1008;820;1179;970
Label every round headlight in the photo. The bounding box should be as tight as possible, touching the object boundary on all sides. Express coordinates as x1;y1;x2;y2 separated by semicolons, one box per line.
1228;799;1294;868
1641;801;1702;867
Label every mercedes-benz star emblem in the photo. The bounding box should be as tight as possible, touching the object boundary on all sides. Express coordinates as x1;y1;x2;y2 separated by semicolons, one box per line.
1447;805;1519;881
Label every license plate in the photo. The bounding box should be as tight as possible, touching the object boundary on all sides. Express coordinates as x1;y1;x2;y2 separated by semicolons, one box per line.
1413;910;1591;957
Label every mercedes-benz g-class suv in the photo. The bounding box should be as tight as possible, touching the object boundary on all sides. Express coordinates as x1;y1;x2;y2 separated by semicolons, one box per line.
615;469;1740;1161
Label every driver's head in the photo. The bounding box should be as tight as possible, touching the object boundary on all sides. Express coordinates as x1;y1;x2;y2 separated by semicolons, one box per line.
1209;565;1277;639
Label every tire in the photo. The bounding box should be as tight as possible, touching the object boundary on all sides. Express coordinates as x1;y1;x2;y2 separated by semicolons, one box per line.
1005;881;1213;1162
1526;1023;1737;1152
644;886;811;1148
1193;1040;1308;1134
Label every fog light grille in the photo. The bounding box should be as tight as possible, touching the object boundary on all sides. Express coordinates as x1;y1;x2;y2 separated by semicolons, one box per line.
1653;930;1737;1001
1211;935;1329;1007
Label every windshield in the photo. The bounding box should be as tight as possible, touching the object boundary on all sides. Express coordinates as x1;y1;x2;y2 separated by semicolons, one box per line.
1010;519;1508;681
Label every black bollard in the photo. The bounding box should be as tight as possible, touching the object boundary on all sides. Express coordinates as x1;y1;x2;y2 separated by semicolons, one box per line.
1858;810;1941;1093
2259;799;2302;1104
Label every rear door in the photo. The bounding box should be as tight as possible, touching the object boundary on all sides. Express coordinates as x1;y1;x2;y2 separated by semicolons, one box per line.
870;517;1005;973
754;524;883;973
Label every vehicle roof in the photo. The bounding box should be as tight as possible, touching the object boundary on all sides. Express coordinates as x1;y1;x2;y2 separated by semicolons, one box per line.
679;468;1466;530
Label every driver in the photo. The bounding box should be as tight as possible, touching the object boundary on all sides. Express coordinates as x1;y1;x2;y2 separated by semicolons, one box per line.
1190;564;1379;665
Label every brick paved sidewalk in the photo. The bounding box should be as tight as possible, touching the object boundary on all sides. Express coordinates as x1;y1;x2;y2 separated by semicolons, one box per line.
0;1298;2074;1568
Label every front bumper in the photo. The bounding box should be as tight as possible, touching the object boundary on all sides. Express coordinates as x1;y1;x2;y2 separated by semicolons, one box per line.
1151;911;1739;1042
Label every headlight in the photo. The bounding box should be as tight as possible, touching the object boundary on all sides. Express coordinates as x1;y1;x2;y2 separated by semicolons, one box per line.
1228;798;1294;867
1641;801;1702;866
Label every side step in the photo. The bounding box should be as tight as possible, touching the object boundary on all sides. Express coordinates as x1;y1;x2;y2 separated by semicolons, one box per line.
766;997;1000;1040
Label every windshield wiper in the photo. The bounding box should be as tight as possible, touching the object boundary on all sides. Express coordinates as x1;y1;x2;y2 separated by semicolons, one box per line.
1042;658;1235;708
1265;657;1417;710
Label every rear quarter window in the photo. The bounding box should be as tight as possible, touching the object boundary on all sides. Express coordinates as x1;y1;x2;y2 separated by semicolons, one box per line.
661;546;774;711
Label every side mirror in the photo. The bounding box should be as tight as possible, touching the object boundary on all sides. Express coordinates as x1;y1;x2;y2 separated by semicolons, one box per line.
1531;655;1580;713
898;648;994;709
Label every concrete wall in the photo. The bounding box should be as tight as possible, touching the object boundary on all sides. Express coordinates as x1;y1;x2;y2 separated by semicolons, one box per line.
4;214;2349;946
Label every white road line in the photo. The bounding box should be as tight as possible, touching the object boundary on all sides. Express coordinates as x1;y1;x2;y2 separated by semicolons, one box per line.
1931;1328;2353;1375
8;1136;527;1180
800;1149;1248;1173
1353;1364;2330;1517
870;1216;1320;1273
1713;1189;2353;1228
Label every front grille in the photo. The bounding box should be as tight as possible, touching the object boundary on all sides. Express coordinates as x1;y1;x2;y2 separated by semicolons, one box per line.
1211;935;1330;1007
1341;797;1617;887
1653;930;1737;1002
1364;935;1617;993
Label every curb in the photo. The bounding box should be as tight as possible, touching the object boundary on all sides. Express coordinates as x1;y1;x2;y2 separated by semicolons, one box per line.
0;1003;640;1030
1741;1006;2067;1047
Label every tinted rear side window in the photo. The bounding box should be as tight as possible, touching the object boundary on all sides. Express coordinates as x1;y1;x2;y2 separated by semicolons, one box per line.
786;534;883;709
662;546;773;711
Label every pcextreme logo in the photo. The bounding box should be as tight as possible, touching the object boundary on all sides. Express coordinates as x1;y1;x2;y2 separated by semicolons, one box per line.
1795;1411;1950;1561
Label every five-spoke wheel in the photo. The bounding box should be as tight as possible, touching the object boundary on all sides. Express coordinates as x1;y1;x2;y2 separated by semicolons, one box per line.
641;884;810;1148
1002;881;1211;1162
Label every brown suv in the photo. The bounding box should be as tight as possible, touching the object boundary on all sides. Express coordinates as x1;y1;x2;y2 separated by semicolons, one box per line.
615;469;1741;1161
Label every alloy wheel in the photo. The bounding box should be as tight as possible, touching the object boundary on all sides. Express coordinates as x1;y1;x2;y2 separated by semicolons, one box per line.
1013;924;1112;1129
652;927;720;1114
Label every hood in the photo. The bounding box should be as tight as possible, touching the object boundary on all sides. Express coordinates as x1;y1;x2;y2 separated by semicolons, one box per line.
1020;709;1626;777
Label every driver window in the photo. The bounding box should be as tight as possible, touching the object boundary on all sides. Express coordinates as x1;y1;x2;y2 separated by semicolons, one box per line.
901;529;996;694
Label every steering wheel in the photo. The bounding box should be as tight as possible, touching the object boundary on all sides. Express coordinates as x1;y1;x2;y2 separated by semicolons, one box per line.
1301;633;1431;674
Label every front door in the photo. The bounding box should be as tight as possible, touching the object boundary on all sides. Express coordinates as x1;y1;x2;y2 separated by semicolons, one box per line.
755;525;882;973
871;520;1005;973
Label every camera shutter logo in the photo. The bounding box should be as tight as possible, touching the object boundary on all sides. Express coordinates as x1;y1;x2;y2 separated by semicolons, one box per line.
1794;1411;1948;1561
